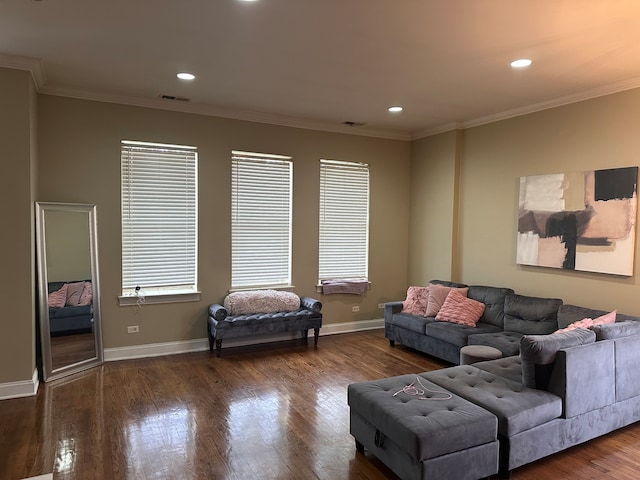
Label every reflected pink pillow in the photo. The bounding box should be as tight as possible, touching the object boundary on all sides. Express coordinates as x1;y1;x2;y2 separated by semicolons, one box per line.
48;284;68;309
402;286;430;315
65;282;85;306
435;289;485;327
78;281;93;306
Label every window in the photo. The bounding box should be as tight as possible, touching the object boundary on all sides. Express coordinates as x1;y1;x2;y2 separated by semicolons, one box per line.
120;140;198;303
231;150;293;289
319;159;369;280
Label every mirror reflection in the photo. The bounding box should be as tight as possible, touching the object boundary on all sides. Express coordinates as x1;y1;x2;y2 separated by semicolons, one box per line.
36;202;103;382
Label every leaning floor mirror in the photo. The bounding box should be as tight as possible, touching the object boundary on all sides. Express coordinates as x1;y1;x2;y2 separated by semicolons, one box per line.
36;202;103;382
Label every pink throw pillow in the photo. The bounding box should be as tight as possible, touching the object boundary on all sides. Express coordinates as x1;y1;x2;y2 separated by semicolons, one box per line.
425;284;469;317
435;289;485;327
78;281;93;306
593;310;616;326
554;317;594;334
402;286;430;315
65;281;85;306
48;284;68;309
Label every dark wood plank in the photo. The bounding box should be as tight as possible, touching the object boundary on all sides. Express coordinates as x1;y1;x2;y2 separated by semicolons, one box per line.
1;330;640;479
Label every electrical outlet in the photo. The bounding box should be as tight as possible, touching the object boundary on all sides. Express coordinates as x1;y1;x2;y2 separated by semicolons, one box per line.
352;306;360;312
378;303;385;309
127;325;139;333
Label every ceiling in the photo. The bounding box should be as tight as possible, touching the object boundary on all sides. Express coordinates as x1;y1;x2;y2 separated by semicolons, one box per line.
2;0;640;140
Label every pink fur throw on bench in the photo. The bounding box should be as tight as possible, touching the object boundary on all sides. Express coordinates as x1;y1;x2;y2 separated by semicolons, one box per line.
223;290;300;316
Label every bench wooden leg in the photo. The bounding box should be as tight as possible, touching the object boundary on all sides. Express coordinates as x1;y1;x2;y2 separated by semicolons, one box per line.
302;329;309;344
215;339;222;357
314;328;320;346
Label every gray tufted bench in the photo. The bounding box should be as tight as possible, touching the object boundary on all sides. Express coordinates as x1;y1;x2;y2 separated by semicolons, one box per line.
207;296;323;357
348;373;499;480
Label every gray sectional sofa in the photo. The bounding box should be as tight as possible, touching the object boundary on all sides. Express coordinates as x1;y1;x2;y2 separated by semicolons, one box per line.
384;280;563;364
349;281;640;479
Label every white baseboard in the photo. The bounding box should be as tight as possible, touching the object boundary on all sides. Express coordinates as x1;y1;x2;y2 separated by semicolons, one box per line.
104;318;384;362
0;369;39;401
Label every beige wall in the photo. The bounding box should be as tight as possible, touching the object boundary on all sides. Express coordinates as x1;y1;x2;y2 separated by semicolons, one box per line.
44;210;92;282
0;68;37;384
409;130;460;284
412;87;640;314
37;95;411;349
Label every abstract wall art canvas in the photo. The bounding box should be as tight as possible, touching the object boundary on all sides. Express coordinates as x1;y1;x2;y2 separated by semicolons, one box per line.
517;166;638;276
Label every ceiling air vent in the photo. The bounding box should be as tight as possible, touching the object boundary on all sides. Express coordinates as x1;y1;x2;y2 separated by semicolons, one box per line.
342;121;366;127
159;94;190;102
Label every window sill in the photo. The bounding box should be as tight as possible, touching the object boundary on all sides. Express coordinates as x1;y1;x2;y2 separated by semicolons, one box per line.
118;291;201;306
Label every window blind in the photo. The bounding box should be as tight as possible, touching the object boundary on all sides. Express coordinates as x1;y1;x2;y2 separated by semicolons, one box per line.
121;141;198;294
319;159;369;280
231;150;292;288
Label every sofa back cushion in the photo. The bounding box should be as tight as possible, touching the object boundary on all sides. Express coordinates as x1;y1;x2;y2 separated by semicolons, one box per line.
557;304;610;329
520;328;596;390
503;294;562;335
467;285;514;328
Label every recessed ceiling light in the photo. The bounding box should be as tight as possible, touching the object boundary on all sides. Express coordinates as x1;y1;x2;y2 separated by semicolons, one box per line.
177;72;195;80
510;59;532;68
388;106;403;113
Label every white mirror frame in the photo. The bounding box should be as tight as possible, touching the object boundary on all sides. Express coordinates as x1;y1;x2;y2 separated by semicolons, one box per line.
36;202;104;382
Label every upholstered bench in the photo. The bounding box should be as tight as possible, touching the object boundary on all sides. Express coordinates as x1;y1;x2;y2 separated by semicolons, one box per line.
207;290;322;357
348;373;499;480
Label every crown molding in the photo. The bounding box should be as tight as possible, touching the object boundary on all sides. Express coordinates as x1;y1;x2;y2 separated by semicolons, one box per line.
39;85;412;141
0;53;46;89
411;76;640;140
464;75;640;130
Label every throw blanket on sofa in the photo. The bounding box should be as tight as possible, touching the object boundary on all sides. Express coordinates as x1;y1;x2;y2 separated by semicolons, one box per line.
223;290;300;315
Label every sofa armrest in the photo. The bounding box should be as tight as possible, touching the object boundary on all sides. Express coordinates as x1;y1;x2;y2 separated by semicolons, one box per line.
384;301;404;323
300;296;322;313
208;304;228;321
548;340;615;418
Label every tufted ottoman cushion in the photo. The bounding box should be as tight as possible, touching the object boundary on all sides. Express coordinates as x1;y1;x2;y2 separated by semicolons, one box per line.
348;373;499;480
424;365;562;437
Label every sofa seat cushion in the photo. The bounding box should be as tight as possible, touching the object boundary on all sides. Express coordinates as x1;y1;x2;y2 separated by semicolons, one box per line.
424;365;562;437
473;356;523;385
49;304;92;319
347;373;497;461
210;308;322;338
388;312;435;334
503;294;563;335
467;331;523;357
425;321;501;347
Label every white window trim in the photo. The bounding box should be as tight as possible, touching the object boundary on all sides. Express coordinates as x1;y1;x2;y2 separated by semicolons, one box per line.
120;140;199;305
231;150;293;289
319;158;370;282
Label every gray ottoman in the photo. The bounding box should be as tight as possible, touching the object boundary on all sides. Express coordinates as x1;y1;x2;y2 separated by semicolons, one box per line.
348;373;499;480
460;345;503;365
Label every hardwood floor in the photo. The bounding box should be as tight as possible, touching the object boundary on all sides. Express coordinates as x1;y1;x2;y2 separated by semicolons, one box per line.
50;333;97;370
2;329;640;479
